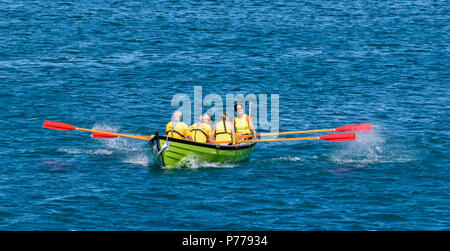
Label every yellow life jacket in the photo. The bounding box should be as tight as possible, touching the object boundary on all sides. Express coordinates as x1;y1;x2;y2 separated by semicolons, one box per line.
190;122;212;143
166;121;191;140
214;119;233;142
234;115;252;135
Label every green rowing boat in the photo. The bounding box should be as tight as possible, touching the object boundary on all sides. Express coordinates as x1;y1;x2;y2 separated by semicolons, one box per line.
149;131;257;167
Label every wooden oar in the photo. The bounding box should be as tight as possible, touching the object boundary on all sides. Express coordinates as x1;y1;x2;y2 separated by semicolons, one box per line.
215;132;356;144
236;123;371;138
43;121;152;141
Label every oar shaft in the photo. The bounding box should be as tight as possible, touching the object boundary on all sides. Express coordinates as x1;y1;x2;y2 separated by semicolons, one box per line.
76;127;151;141
236;123;371;138
237;128;335;138
240;136;320;143
214;136;320;144
215;132;355;144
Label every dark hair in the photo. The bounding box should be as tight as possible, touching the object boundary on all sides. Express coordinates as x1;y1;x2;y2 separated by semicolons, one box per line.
234;103;243;112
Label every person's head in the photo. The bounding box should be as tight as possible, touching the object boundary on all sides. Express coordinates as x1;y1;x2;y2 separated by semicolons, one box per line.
220;113;229;121
234;103;244;116
201;114;211;124
206;113;212;124
172;110;183;121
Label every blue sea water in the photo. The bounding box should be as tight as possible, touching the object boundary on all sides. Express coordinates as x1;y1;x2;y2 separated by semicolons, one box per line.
0;0;448;230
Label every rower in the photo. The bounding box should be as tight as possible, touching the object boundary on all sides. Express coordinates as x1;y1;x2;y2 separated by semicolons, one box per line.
212;113;235;144
190;114;213;143
165;111;192;140
233;103;256;139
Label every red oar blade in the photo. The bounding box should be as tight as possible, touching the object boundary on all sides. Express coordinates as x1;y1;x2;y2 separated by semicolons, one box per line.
336;123;371;132
92;132;118;139
43;121;76;131
320;132;356;141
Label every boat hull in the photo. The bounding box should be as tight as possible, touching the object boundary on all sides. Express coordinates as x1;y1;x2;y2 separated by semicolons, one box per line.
149;133;256;167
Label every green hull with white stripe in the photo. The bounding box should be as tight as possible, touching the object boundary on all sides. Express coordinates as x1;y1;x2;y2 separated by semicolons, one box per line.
149;132;256;167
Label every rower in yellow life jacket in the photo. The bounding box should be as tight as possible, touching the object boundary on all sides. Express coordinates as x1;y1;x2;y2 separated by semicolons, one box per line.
213;113;235;144
190;114;213;143
165;111;192;140
233;103;256;138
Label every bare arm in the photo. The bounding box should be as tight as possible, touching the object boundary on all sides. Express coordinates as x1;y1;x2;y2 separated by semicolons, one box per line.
211;124;216;142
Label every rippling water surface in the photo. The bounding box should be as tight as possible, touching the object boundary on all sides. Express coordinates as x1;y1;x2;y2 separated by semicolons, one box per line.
0;0;448;230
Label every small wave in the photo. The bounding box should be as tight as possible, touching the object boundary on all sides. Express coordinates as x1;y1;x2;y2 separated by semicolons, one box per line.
58;148;113;155
164;155;237;169
273;156;303;162
196;162;237;169
123;153;150;167
0;59;74;68
330;155;414;165
255;156;303;163
107;51;144;64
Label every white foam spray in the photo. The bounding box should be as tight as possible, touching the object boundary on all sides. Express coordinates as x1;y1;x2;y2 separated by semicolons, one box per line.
163;154;237;169
329;124;415;166
58;123;157;167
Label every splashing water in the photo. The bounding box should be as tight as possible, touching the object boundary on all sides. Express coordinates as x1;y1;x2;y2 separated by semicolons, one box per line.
329;125;415;166
123;152;152;167
91;124;127;150
89;123;153;166
164;154;237;170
